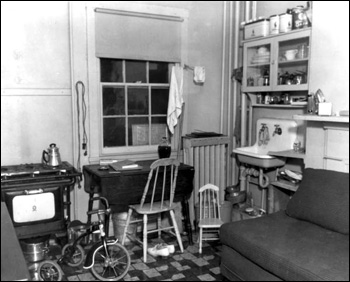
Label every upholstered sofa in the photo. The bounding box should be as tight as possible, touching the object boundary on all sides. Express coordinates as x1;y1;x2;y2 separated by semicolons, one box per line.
220;168;349;281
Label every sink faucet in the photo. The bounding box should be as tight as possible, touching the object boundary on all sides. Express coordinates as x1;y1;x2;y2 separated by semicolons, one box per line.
273;124;282;136
258;124;270;146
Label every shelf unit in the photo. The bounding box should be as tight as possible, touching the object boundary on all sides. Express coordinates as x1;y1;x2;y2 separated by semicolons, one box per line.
242;28;311;93
268;149;306;159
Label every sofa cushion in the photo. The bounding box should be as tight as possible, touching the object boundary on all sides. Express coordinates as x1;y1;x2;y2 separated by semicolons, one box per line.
220;211;349;281
286;168;349;234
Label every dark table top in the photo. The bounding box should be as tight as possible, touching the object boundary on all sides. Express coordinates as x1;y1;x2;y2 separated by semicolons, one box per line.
83;159;194;178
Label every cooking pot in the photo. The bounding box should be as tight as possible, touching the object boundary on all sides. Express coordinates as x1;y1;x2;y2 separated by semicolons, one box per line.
20;237;49;262
42;143;62;167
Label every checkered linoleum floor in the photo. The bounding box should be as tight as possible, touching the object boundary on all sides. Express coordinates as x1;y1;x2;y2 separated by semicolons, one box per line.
47;232;224;281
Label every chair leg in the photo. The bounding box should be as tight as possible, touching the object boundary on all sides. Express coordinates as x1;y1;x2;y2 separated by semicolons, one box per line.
169;210;184;253
143;214;148;263
122;208;133;245
199;227;203;254
157;214;161;238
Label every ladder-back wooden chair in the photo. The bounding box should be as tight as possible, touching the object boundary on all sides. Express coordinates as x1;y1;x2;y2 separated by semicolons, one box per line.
198;183;224;254
121;158;184;262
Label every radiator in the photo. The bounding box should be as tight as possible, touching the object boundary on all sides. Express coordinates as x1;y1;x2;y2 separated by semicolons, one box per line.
183;136;230;228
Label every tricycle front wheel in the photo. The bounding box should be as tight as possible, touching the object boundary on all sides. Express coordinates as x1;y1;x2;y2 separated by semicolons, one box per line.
91;241;130;281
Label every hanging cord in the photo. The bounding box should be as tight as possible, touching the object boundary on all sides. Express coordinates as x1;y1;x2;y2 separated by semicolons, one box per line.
81;83;88;156
75;81;88;188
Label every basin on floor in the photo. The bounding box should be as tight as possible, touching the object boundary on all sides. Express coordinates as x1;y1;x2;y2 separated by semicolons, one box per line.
233;118;298;168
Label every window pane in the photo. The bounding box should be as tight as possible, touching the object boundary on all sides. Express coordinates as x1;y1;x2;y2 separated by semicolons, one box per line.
151;117;168;145
103;117;126;147
151;87;169;115
129;117;149;146
128;87;148;115
125;60;146;83
100;59;123;82
149;62;169;83
103;87;125;116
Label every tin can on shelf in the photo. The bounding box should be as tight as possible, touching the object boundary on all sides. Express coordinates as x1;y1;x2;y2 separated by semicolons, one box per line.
279;13;292;33
292;6;307;30
269;14;279;35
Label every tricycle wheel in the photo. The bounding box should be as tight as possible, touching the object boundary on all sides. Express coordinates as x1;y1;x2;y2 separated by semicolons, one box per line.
37;260;63;281
61;243;85;267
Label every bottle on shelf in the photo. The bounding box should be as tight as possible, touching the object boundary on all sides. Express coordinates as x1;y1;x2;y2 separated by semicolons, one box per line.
293;138;301;152
263;70;270;86
307;93;315;114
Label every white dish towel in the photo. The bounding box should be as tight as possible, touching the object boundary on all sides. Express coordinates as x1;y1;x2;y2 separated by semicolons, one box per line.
167;65;184;134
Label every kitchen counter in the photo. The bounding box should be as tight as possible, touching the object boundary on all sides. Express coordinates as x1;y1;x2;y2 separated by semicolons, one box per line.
293;114;349;123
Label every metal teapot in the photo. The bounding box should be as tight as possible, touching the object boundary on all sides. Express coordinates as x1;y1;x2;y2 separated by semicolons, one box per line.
42;143;62;167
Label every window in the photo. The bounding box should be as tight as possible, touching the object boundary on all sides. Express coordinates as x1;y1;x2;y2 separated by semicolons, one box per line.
100;59;171;148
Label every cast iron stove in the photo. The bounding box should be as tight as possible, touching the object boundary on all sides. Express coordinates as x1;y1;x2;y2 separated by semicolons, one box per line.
1;162;82;239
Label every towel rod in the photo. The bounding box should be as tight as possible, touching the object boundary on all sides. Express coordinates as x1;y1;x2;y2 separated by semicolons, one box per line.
184;64;194;71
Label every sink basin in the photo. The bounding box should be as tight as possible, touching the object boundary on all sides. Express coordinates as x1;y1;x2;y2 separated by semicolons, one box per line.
234;145;286;168
233;118;298;168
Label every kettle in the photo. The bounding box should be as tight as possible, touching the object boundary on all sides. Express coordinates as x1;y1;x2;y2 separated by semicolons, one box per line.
42;143;62;167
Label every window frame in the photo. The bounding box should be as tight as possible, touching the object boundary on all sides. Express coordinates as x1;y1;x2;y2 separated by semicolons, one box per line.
79;2;188;161
100;59;172;155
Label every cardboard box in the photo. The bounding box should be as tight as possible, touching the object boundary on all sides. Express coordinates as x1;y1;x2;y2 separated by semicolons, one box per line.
318;102;332;116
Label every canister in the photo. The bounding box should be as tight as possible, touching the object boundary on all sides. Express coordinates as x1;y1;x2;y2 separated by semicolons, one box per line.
269;14;279;35
297;44;308;59
244;18;270;40
279;13;292;33
292;6;307;29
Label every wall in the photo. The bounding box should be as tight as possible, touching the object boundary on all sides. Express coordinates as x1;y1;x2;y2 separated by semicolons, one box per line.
256;1;307;18
1;2;73;165
1;1;231;222
256;1;349;114
130;1;227;134
308;1;349;114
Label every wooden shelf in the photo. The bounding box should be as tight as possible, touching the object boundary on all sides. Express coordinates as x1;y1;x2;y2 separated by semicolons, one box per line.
247;63;270;67
271;180;298;192
268;149;306;159
278;58;309;65
242;28;312;43
293;114;349;123
253;104;307;109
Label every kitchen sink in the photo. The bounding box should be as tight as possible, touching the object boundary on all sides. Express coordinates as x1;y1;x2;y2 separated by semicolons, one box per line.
233;118;298;168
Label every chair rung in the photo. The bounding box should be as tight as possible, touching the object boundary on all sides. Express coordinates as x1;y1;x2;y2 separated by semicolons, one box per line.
128;219;144;224
202;237;220;241
147;226;174;234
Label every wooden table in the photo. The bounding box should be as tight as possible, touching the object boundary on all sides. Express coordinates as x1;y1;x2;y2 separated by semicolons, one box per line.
1;202;30;281
83;160;195;244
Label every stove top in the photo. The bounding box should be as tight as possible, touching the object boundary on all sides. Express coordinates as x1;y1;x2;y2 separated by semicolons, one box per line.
1;162;81;183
